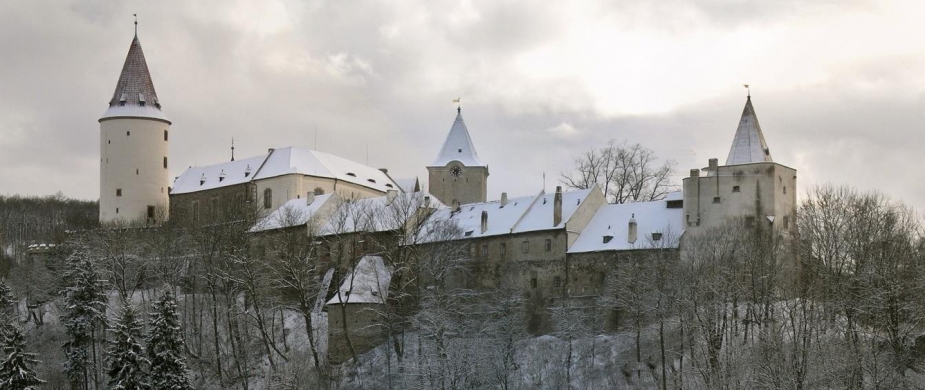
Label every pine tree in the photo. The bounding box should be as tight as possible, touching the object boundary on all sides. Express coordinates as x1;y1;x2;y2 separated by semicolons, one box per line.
0;326;44;389
108;303;149;390
0;281;18;348
147;290;192;390
62;250;108;390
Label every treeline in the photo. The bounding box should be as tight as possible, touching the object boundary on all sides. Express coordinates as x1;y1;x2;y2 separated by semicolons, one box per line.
0;193;98;259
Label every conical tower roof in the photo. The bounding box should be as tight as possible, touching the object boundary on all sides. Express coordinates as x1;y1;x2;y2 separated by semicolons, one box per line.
99;34;170;124
725;96;771;165
431;108;484;167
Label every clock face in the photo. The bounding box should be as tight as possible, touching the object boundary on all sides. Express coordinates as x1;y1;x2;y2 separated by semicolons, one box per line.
450;165;462;177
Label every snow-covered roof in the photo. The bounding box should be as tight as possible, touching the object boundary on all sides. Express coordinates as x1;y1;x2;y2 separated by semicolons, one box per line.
431;108;485;167
417;188;596;242
100;35;170;124
249;194;337;232
512;188;594;234
568;199;683;253
255;147;401;193
326;255;392;305
726;96;772;166
171;154;267;195
319;191;444;236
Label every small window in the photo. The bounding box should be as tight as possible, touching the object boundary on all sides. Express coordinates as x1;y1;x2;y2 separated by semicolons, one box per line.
116;208;119;214
783;215;790;229
116;188;122;197
481;244;488;256
464;231;473;237
732;186;740;193
458;149;462;153
745;216;755;228
126;131;130;136
385;184;393;188
530;278;537;289
603;235;613;243
147;206;155;219
553;276;561;287
314;187;325;195
163;157;167;169
521;241;529;253
136;169;139;175
713;197;721;204
367;179;376;184
652;232;663;241
263;188;273;209
500;243;506;255
108;140;110;144
346;172;356;177
164;130;168;141
783;186;787;194
545;239;552;252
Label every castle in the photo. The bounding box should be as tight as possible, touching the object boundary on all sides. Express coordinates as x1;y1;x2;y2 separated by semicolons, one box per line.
98;29;797;361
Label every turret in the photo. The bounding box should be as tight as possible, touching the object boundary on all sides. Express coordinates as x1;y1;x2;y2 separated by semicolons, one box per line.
426;106;489;205
99;24;171;224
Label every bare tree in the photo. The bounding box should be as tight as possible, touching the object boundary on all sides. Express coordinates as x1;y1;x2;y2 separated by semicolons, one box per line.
560;140;676;204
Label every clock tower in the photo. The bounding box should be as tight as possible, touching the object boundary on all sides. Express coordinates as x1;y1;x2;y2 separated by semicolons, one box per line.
427;107;489;206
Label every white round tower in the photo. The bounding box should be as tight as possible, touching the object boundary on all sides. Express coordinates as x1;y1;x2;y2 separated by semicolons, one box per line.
99;31;171;224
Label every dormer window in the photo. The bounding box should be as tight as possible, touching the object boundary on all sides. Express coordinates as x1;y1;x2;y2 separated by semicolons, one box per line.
346;172;356;177
138;94;146;106
367;179;376;184
219;170;226;182
244;165;252;178
119;93;127;106
200;174;206;186
603;235;613;243
385;184;393;188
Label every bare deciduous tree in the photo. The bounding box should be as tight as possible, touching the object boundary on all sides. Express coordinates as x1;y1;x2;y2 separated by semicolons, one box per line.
560;140;676;204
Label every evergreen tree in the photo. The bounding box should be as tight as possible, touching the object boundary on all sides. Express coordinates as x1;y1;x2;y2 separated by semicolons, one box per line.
62;250;108;390
0;326;44;389
0;281;18;348
147;290;192;390
108;303;149;390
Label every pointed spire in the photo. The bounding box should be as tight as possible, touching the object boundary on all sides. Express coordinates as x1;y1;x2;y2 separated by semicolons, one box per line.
231;138;236;161
431;107;485;167
725;94;772;165
100;21;170;124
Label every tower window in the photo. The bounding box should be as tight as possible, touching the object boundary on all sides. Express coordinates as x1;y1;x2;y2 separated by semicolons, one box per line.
500;243;506;255
116;188;122;197
545;239;552;252
127;131;130;136
163;157;167;169
147;206;155;219
108;140;110;144
732;186;740;193
263;188;273;209
553;276;561;287
116;208;119;214
164;130;168;141
521;241;529;253
458;149;462;153
713;197;721;204
783;186;787;194
136;169;139;175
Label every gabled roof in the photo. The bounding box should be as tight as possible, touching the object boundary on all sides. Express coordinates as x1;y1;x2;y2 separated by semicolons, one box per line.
725;96;772;165
249;194;337;233
326;255;392;305
318;191;444;237
512;188;594;233
171;147;401;195
255;147;401;193
171;154;266;195
568;197;684;253
100;35;170;124
431;108;485;167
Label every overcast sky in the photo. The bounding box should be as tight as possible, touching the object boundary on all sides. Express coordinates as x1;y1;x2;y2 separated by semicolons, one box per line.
2;1;924;210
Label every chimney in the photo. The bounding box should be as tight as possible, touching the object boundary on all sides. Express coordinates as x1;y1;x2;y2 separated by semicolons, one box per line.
386;189;398;204
628;213;638;244
690;168;700;178
306;192;316;205
500;192;508;208
424;196;431;208
481;210;488;234
708;158;718;172
553;186;563;226
451;199;460;212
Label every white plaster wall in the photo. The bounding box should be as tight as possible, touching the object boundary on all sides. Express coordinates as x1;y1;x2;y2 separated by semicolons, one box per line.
100;117;170;223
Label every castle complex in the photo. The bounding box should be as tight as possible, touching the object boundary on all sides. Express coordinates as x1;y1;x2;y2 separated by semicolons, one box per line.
98;29;798;361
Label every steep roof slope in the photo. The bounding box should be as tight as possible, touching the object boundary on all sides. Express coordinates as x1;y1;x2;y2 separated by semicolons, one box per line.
255;147;400;193
171;154;267;194
431;108;485;167
100;34;170;124
568;196;684;253
725;96;772;165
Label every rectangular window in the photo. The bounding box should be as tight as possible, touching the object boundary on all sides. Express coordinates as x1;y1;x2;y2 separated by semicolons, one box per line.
147;206;155;219
783;215;790;229
164;130;168;141
500;243;506;255
713;197;721;204
481;244;488;257
553;276;561;287
163;156;168;169
530;278;537;289
116;188;122;197
521;241;529;253
732;186;740;193
545;239;552;252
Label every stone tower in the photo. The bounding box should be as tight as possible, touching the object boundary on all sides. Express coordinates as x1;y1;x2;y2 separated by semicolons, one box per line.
427;108;488;206
682;94;797;233
99;30;171;224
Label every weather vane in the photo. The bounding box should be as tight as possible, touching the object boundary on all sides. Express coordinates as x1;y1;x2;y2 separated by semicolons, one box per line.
133;13;138;36
453;97;461;113
743;84;750;98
